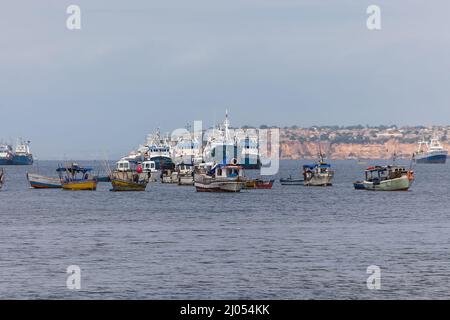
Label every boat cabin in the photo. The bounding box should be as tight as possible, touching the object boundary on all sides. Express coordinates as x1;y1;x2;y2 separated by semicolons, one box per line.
303;163;331;173
176;163;194;174
57;163;93;181
116;160;132;172
210;164;243;179
364;165;407;182
142;160;156;173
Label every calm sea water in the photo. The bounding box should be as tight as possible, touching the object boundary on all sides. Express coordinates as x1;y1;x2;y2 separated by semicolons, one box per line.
1;159;450;299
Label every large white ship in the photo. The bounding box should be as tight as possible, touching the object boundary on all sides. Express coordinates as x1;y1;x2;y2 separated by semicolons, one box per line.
203;112;261;169
170;125;203;165
414;137;448;164
203;111;238;165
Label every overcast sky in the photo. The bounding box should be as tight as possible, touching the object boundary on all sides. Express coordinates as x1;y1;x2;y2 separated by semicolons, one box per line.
1;0;450;159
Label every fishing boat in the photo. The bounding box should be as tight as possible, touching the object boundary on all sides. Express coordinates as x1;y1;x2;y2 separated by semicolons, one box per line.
141;160;158;182
27;173;62;188
255;179;274;189
194;162;244;192
353;165;414;191
161;169;178;183
302;163;334;186
108;160;148;191
177;163;195;186
244;179;274;189
57;163;97;191
0;168;4;189
280;176;304;185
110;177;147;191
111;159;151;183
414;137;448;164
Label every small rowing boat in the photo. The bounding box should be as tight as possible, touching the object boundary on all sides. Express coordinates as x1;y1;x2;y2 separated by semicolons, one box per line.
244;179;274;189
280;176;304;185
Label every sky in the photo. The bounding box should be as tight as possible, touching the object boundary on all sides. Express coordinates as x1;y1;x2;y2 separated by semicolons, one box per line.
1;0;450;159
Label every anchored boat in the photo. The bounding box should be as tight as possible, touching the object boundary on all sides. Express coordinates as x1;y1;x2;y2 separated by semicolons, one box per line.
177;163;195;186
27;173;62;189
110;178;147;191
280;176;304;185
414;137;448;164
353;165;414;191
57;163;97;191
194;162;244;192
109;160;149;191
302;162;334;186
244;179;274;189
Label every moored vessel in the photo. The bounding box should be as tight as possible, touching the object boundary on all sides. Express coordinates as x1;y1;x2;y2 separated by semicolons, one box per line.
27;173;62;189
194;162;244;192
353;165;414;191
110;178;147;191
280;176;304;185
177;163;195;185
414;137;448;164
57;163;97;191
302;162;334;186
12;139;33;165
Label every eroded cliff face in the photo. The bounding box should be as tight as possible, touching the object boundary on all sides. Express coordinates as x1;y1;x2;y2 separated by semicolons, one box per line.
279;139;450;160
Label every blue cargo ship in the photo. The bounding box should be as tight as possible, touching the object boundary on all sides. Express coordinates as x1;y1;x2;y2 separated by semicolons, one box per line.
0;139;33;165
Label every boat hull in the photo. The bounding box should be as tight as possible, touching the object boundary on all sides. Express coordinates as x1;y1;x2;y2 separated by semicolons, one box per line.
27;173;62;189
256;180;274;189
0;159;12;165
62;180;97;191
195;181;243;192
304;174;333;186
178;175;194;185
110;179;147;191
415;153;447;164
12;154;33;165
354;176;412;191
280;178;304;185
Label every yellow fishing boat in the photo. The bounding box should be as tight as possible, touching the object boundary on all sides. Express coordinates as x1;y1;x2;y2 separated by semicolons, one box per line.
57;163;97;191
110;178;147;191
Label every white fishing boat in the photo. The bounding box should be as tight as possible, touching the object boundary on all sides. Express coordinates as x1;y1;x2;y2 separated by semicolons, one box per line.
27;173;62;188
194;162;244;192
203;111;238;166
177;163;195;185
141;160;158;182
111;159;151;183
354;165;414;191
161;169;178;183
302;156;334;187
